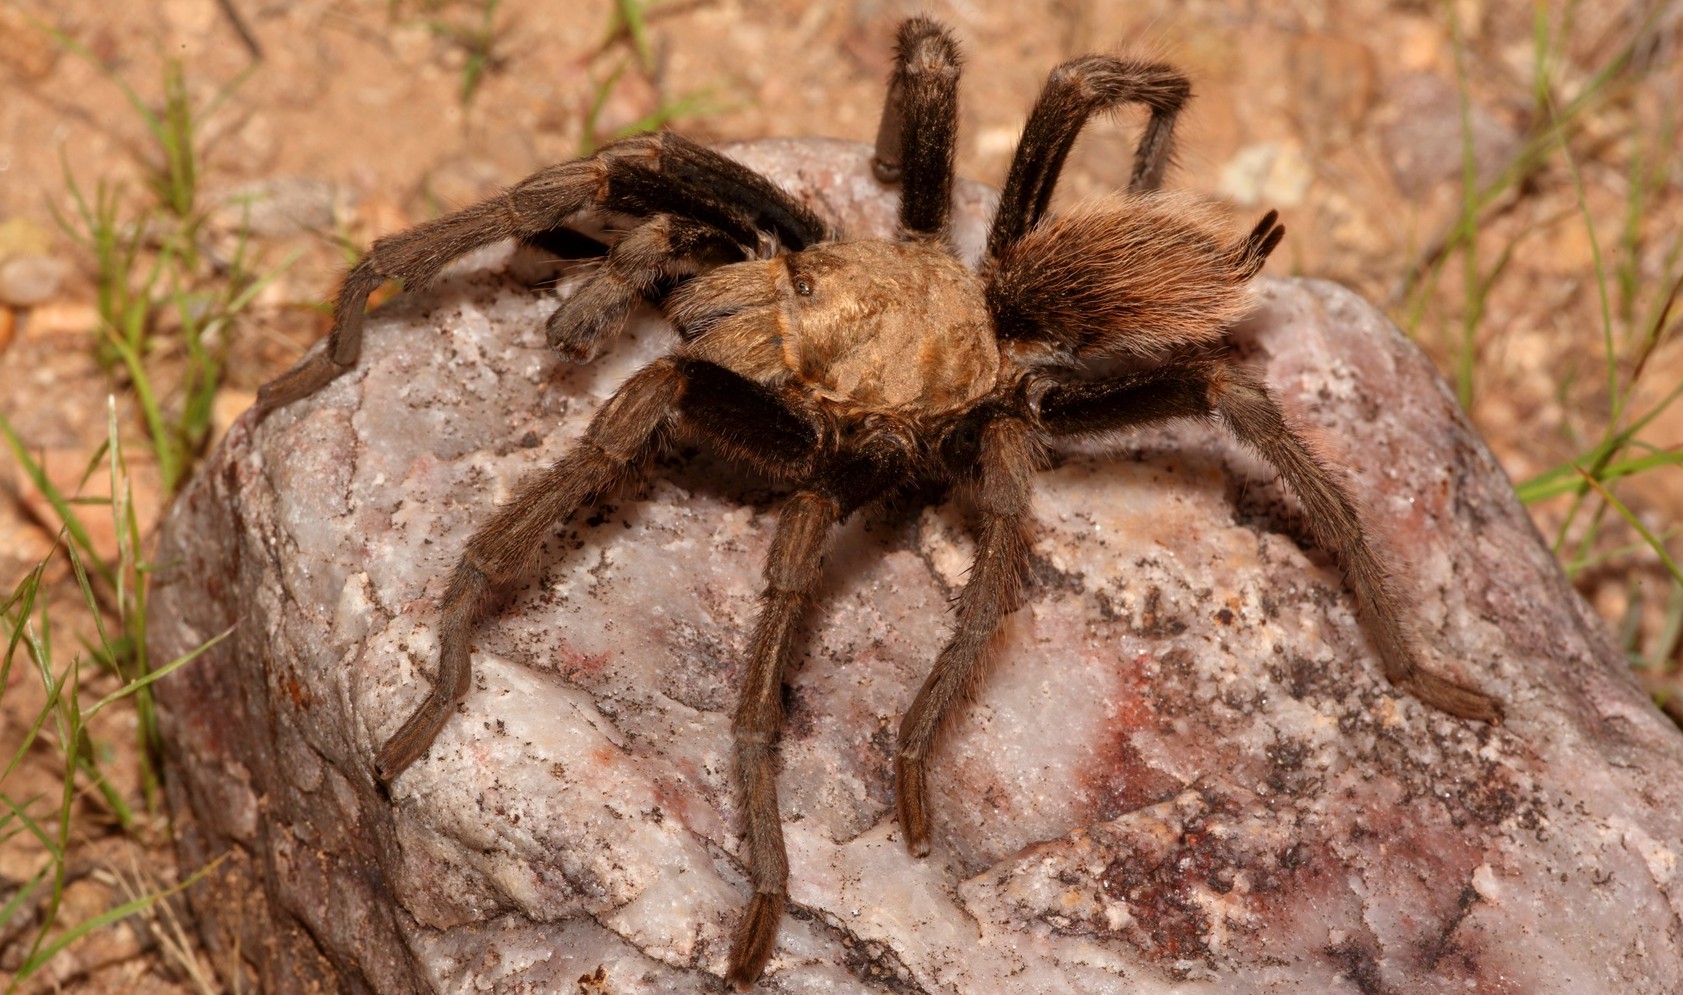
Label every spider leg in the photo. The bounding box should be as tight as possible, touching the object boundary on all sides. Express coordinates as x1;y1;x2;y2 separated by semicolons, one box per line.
871;17;962;240
375;357;819;781
726;436;911;989
546;214;747;363
987;57;1191;259
375;358;683;779
896;414;1038;856
726;490;835;990
1233;209;1287;280
1036;361;1502;721
255;133;827;419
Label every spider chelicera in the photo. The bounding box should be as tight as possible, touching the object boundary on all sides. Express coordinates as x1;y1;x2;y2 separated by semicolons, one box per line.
254;16;1500;988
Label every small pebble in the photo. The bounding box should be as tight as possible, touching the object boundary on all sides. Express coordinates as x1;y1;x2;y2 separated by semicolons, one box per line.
1219;142;1314;207
24;302;99;339
0;255;70;308
216;178;347;237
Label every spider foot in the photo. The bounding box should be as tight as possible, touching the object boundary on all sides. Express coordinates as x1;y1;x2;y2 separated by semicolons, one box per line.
1236;209;1285;277
253;352;353;421
374;691;454;782
726;892;785;990
894;755;933;857
1395;668;1503;723
544;287;625;364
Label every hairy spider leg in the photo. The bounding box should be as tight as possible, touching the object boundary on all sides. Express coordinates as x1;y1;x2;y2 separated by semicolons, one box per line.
987;56;1192;259
537;143;836;358
254;133;827;418
373;356;818;780
1034;361;1501;721
726;435;911;988
726;491;836;990
1237;209;1287;278
893;414;1040;856
548;142;841;360
871;16;963;240
374;358;680;779
546;214;749;362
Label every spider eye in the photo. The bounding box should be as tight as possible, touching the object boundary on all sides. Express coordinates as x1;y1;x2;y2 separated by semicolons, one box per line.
794;277;814;297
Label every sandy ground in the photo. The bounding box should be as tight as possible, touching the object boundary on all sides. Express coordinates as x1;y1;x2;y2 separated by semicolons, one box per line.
1;0;1680;990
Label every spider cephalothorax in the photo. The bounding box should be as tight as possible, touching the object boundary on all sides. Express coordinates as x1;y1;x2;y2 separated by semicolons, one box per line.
255;17;1500;989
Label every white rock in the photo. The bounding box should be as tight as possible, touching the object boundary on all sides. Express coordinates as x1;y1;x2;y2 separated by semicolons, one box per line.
150;138;1683;994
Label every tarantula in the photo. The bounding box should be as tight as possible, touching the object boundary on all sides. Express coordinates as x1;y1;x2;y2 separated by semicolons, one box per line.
255;17;1500;988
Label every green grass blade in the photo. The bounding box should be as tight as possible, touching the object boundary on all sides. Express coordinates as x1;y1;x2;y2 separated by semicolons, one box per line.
1517;449;1683;503
0;862;51;940
1;641;71;787
612;0;654;71
2;556;49;709
1573;469;1683;587
0;793;61;858
0;417;113;587
84;625;233;721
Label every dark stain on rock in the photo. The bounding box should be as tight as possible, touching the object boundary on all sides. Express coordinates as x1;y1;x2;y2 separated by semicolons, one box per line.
1158;647;1196;681
1090;795;1308;969
1421;882;1481;971
1278;841;1310;871
781;678;817;740
1456;767;1522;827
789;905;929;994
280;673;315;711
1265;735;1321;797
1100;844;1216;962
1086;735;1182;822
1325;935;1393;995
1137;585;1190;638
1026;550;1085;596
1149;647;1201;719
661;619;734;711
1227;468;1317;550
1269;651;1337;703
1448;434;1495;530
1094;587;1124;622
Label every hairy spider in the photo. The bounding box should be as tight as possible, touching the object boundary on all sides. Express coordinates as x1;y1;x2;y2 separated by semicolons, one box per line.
255;17;1501;988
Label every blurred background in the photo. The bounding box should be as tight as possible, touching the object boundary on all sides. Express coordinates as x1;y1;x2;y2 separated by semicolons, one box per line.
1;0;1679;989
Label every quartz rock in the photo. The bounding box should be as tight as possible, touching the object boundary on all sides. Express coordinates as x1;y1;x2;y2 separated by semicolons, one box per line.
149;138;1683;994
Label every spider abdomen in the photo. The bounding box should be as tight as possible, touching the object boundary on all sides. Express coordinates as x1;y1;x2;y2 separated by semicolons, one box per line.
985;193;1273;361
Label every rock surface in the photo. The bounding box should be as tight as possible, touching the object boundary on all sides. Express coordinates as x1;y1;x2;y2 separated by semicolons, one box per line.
149;138;1683;994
